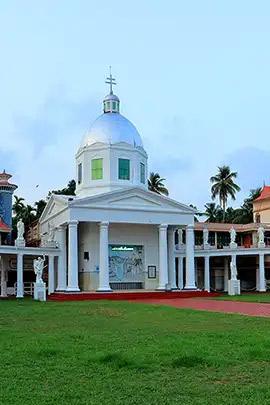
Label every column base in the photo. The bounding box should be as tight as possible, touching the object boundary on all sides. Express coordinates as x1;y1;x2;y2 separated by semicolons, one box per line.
16;295;24;299
183;286;198;291
56;287;67;292
66;287;80;292
96;288;113;293
259;289;266;292
156;286;167;291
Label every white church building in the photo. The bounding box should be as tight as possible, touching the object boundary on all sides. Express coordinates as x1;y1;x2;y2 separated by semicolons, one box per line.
40;74;197;293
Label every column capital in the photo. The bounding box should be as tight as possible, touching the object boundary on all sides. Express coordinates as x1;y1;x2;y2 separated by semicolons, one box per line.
56;224;67;231
186;224;194;231
100;221;109;229
68;220;78;227
159;224;168;230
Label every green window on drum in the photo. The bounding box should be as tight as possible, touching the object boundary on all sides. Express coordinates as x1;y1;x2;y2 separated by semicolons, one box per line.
118;159;130;180
92;158;103;180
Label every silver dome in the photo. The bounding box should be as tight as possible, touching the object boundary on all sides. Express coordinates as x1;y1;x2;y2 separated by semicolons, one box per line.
103;93;120;102
80;112;143;148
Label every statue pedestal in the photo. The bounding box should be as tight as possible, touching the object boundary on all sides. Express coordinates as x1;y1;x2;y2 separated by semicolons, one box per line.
230;242;237;249
34;282;46;301
228;279;240;296
15;238;25;247
41;240;57;248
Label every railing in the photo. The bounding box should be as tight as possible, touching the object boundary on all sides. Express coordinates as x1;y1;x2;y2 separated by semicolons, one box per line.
110;282;143;290
14;282;34;296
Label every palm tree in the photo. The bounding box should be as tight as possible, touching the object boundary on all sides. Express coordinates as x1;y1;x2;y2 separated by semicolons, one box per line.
21;204;36;226
148;172;169;196
204;203;223;222
13;196;25;217
210;165;240;220
34;199;47;219
232;187;262;224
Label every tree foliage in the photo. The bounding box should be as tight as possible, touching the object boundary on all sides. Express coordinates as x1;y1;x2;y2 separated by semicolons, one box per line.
210;165;241;221
148;172;169;196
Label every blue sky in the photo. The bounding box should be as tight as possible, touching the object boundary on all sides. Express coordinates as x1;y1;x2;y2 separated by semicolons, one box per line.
1;1;270;210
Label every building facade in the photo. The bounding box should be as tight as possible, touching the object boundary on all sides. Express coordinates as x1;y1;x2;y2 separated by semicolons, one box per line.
40;76;197;292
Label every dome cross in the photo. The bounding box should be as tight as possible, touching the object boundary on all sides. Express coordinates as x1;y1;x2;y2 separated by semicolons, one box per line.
105;66;116;94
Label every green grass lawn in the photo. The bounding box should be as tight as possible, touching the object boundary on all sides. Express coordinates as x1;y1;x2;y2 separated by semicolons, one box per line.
1;300;270;405
215;293;270;303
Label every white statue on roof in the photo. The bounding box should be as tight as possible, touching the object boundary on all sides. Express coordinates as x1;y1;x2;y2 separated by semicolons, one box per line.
258;225;265;247
48;222;55;242
17;219;25;240
230;227;236;243
203;227;209;247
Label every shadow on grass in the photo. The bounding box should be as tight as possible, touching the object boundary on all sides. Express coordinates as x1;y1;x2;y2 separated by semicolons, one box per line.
98;353;149;371
172;355;211;368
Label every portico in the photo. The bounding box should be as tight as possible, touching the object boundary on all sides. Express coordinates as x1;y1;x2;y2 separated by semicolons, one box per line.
40;187;196;293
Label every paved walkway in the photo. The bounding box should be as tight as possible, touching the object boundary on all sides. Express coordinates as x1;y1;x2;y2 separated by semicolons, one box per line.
134;298;270;317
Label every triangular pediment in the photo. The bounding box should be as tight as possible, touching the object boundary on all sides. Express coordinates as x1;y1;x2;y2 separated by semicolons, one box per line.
39;195;69;223
71;187;195;214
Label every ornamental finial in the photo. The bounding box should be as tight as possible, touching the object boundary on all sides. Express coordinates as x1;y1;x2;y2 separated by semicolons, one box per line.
105;66;116;94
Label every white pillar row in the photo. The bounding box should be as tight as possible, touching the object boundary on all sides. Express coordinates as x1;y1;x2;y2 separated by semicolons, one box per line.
157;224;168;290
168;227;177;289
178;256;184;289
16;253;24;298
224;257;229;292
204;255;210;292
185;225;196;289
56;225;67;291
259;253;266;292
48;255;55;295
97;221;112;292
0;256;7;297
67;220;80;292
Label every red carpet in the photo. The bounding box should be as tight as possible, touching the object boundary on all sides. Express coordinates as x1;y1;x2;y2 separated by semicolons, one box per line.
49;291;220;301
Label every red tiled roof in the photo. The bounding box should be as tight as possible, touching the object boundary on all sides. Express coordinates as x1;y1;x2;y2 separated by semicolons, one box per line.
0;218;10;233
254;186;270;201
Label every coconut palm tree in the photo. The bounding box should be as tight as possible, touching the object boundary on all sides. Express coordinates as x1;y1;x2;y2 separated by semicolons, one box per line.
13;196;25;217
210;165;240;220
148;172;169;196
204;203;223;223
34;199;47;219
21;204;36;226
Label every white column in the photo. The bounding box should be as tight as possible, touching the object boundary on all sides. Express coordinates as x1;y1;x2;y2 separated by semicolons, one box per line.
259;253;266;292
214;232;218;248
16;253;24;298
56;225;67;291
204;255;210;292
224;257;229;292
157;224;168;290
185;225;196;289
97;221;112;292
168;228;177;289
178;256;184;289
48;255;55;295
67;220;80;292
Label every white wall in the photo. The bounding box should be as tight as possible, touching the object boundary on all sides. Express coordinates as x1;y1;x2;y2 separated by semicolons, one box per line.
75;143;148;197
